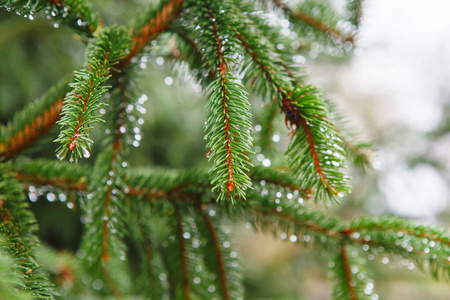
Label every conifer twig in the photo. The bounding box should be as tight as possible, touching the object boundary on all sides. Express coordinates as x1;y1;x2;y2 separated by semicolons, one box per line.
340;244;358;300
175;206;190;299
272;0;354;42
1;98;64;160
198;208;230;300
118;0;185;70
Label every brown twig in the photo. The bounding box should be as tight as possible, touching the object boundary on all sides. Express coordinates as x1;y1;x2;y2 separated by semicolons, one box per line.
199;208;230;300
340;244;358;300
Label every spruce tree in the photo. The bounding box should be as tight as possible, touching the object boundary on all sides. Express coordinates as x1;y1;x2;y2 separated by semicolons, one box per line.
0;0;449;299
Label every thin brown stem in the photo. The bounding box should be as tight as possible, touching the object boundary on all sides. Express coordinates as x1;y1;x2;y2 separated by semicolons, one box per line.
341;245;358;300
0;98;64;160
199;209;230;300
118;0;184;70
272;0;354;43
175;206;190;299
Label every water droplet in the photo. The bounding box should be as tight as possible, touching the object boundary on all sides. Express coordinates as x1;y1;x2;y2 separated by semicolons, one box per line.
156;57;164;65
92;279;103;290
262;158;271;167
193;277;201;284
183;232;191;239
164;76;173;86
102;216;109;221
352;232;360;239
290;235;297;242
304;235;311;242
362;244;369;251
159;273;167;281
230;251;237;258
29;193;38;202
81;146;90;158
381;257;389;264
67;202;74;209
223;241;230;248
280;233;287;240
47;193;56;202
208;285;216;293
272;134;280;142
208;210;216;217
276;192;282;198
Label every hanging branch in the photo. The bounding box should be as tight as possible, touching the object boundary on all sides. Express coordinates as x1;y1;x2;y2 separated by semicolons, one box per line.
55;26;131;162
272;0;354;43
0;165;55;299
118;0;184;70
235;19;350;204
185;0;253;201
0;0;100;36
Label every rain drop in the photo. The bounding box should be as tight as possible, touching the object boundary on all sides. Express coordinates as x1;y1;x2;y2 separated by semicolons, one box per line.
47;193;56;202
208;285;216;293
92;279;103;290
81;146;90;158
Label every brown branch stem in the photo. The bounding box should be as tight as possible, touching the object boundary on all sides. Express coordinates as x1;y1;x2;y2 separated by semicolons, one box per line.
199;208;230;300
175;206;190;299
341;245;358;300
0;98;64;160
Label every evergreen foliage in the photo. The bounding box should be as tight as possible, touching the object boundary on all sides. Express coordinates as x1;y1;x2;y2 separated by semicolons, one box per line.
1;0;449;299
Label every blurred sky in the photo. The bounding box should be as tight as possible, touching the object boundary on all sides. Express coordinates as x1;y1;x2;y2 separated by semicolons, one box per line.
313;0;450;220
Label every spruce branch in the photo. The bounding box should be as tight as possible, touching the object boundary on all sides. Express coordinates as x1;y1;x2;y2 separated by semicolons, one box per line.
0;76;71;161
187;0;254;202
272;0;355;43
346;0;364;29
118;0;184;70
285;84;351;204
55;25;131;163
0;165;55;299
0;0;99;36
330;244;373;300
128;204;166;298
197;208;230;300
196;207;243;299
0;238;32;300
235;18;350;204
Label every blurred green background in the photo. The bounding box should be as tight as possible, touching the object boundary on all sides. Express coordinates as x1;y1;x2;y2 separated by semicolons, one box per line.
1;0;450;298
